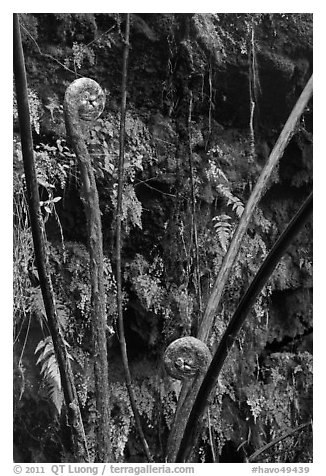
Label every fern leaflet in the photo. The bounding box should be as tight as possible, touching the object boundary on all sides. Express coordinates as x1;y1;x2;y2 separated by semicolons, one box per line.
212;214;232;252
35;336;72;414
216;183;244;218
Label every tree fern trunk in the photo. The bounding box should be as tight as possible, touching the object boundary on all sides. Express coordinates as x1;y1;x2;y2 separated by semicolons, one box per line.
64;78;111;462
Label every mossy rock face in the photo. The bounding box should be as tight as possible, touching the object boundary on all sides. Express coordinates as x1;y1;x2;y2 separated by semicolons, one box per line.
163;336;211;380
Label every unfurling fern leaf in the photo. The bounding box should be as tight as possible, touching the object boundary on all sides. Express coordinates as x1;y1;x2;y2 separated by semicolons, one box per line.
212;214;232;252
35;336;72;414
216;183;244;218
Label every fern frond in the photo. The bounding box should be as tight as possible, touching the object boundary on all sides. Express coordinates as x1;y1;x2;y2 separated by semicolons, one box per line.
123;184;143;229
206;159;228;183
35;336;67;414
212;214;232;252
31;289;70;332
216;183;244;218
34;337;47;355
231;200;245;218
36;344;53;366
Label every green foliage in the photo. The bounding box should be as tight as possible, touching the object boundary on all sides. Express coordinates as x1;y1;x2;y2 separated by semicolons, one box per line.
216;183;244;218
205;148;245;218
247;352;312;448
212;214;233;252
35;337;66;414
13;173;34;330
14;12;312;463
89;110;157;232
161;384;179;429
132;381;156;421
13;136;74;337
251;206;274;235
91;110;155;172
15;139;73;194
19;14;39;45
121;184;143;231
192;14;226;64
13;87;42;134
206;157;228;183
203;289;312;461
53;13;97;43
14;136;70;327
69;42;95;71
109;375;158;461
47;242;118;343
124;254;165;313
110;382;133;461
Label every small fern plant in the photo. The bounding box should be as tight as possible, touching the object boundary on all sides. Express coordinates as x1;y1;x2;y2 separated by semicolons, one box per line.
216;183;244;218
212;214;233;252
35;336;72;414
206;158;244;218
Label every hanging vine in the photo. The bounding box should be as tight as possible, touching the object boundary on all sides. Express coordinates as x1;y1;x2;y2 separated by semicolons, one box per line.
115;13;152;463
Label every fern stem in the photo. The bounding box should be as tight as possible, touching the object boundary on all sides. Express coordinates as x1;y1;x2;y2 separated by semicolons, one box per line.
14;14;90;462
115;14;153;463
247;421;312;462
207;408;217;462
249;22;257;161
208;61;212;137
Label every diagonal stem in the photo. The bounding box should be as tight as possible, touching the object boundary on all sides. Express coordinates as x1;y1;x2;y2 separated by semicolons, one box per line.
247;421;312;462
176;192;313;462
197;74;313;343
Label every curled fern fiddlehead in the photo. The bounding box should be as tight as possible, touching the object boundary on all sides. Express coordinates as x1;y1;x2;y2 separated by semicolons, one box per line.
163;336;211;380
64;77;105;125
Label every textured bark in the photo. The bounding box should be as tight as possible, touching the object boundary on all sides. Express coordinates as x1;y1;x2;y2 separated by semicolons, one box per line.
64;78;111;462
14;14;89;462
166;74;313;462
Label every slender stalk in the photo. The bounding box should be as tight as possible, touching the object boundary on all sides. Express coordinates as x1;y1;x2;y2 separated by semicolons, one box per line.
13;13;89;462
249;22;257;161
19;21;82;77
176;193;313;462
115;13;152;463
247;421;312;462
207;409;217;462
208;62;212;136
187;90;203;318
